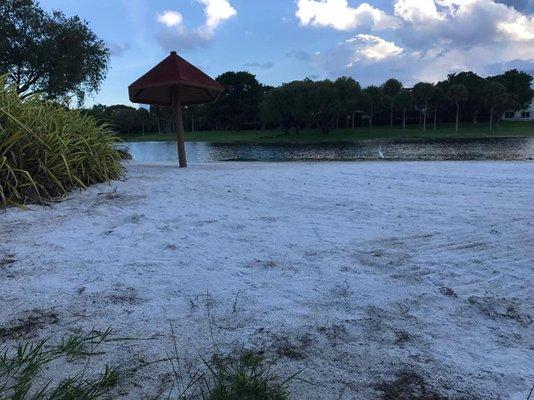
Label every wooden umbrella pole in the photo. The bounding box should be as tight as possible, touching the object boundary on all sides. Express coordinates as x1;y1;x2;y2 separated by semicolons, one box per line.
173;87;188;168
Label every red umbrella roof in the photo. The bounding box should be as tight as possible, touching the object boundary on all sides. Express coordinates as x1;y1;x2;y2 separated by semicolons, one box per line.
128;51;224;107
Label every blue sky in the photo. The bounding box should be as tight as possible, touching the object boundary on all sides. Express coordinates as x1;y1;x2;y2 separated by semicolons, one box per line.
39;0;534;107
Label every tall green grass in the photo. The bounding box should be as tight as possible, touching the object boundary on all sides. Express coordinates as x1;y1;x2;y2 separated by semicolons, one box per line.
0;76;124;207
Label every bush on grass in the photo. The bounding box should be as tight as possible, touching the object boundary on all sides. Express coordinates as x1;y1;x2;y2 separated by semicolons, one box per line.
0;76;124;207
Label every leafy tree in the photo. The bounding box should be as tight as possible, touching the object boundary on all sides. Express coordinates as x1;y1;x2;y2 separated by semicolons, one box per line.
484;81;508;132
0;0;109;104
360;86;383;129
412;82;435;132
492;69;534;110
211;71;264;130
395;90;414;131
309;80;341;135
382;79;403;128
447;84;469;132
429;86;447;130
445;72;485;125
261;82;304;134
334;77;361;128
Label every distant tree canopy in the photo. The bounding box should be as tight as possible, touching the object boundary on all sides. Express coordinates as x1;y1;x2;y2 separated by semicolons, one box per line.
0;0;109;105
83;68;533;136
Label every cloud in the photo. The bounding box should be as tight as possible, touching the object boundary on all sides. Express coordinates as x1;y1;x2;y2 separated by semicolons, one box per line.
394;0;443;23
157;10;183;27
107;42;130;57
156;0;236;51
394;0;534;46
295;0;400;31
297;0;534;86
345;34;404;63
244;61;275;69
200;0;237;34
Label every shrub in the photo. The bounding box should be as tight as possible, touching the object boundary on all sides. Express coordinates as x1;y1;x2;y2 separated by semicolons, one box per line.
0;76;124;207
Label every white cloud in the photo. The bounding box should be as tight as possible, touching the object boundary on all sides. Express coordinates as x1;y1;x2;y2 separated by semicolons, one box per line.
298;1;534;86
296;0;400;31
394;0;443;23
157;10;183;27
345;34;404;62
156;0;236;50
498;14;534;40
198;0;237;35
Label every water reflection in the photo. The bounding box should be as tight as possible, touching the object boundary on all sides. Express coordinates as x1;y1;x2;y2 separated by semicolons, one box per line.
121;138;534;163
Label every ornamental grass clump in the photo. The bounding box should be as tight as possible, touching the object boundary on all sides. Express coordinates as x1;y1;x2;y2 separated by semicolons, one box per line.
0;76;124;207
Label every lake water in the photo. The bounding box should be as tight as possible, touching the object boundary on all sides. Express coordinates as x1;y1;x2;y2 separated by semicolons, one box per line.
121;137;534;163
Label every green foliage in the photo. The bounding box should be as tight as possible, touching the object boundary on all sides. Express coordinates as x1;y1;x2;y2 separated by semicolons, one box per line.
81;69;532;137
484;81;508;110
0;76;124;207
447;84;470;132
412;83;435;110
491;69;534;110
359;86;384;127
209;71;265;130
429;87;447;111
447;84;469;104
261;80;314;134
334;77;361;117
396;90;414;112
382;79;403;127
382;79;403;99
0;328;118;400
0;0;109;105
179;351;295;400
445;72;485;118
262;78;360;135
395;90;414;130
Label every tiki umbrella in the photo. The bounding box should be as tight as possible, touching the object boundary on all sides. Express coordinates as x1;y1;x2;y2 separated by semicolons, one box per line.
128;51;224;167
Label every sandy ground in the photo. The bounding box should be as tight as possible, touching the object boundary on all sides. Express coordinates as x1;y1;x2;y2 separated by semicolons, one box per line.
1;161;533;399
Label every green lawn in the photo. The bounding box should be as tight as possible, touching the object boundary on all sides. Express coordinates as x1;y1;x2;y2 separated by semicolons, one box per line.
121;121;534;143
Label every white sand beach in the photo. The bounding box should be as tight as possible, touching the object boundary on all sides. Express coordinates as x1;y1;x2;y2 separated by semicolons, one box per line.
1;161;533;399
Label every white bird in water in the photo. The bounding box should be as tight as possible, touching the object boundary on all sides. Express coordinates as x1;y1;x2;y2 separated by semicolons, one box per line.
378;146;385;160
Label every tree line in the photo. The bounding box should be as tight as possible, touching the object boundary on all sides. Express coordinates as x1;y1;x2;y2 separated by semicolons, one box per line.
2;0;533;136
2;1;532;136
85;69;533;136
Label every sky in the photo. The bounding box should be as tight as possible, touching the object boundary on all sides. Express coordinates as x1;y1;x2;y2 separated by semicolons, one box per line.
39;0;534;107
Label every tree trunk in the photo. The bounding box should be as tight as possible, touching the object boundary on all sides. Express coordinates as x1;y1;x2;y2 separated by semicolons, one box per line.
352;112;355;130
455;103;460;132
172;88;188;168
490;107;494;132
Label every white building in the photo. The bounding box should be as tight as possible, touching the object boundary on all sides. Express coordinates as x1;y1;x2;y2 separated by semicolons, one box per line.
502;99;534;121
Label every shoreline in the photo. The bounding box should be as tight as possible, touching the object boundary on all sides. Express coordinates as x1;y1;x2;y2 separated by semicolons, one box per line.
121;134;534;145
122;134;534;145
